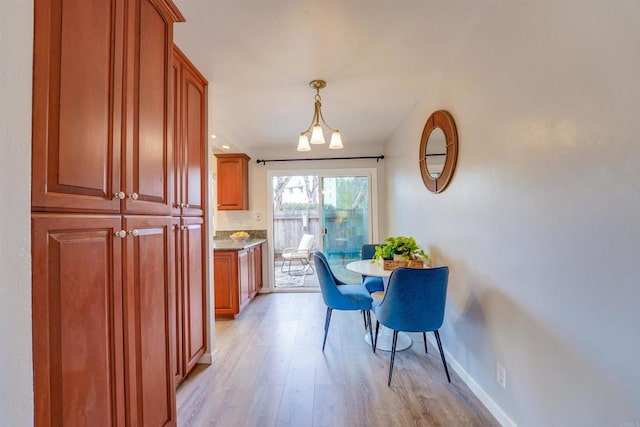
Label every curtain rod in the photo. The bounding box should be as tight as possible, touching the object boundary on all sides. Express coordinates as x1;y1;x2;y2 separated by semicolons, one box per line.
256;155;384;165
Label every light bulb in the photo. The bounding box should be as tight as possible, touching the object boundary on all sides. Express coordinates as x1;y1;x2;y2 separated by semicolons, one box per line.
310;125;326;144
329;131;343;149
297;134;311;152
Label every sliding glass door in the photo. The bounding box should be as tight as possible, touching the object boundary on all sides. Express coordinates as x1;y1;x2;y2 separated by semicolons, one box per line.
269;169;377;290
320;176;370;282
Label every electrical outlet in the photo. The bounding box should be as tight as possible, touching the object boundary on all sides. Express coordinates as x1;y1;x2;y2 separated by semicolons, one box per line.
496;363;506;389
255;212;262;221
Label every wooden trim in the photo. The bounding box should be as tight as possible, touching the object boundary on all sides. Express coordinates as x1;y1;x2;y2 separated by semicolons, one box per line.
151;0;186;23
173;45;209;84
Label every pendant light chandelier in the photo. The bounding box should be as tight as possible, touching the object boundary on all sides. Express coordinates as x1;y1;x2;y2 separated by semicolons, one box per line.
297;79;343;152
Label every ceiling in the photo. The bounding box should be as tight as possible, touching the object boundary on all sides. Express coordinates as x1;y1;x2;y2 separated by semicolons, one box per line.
173;0;495;153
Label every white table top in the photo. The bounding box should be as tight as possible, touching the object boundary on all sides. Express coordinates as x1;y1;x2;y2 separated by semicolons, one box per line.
346;259;393;277
346;259;432;278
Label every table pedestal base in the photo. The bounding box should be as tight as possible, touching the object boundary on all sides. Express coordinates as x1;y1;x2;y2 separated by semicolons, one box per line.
365;326;412;352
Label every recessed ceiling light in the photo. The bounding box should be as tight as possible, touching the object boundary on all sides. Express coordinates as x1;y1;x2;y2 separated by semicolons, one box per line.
221;145;230;150
210;134;217;139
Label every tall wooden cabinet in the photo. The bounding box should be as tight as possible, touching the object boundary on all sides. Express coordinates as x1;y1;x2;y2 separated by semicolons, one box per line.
171;46;208;385
30;0;198;425
172;46;207;218
32;0;180;216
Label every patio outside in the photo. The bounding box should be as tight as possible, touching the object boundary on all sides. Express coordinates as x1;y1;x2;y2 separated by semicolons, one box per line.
272;175;368;289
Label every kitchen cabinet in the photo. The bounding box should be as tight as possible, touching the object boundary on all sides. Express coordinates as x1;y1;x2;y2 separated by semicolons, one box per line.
32;214;176;426
171;217;206;384
31;0;186;425
215;153;250;210
32;0;183;216
170;45;208;385
172;46;207;218
213;241;264;317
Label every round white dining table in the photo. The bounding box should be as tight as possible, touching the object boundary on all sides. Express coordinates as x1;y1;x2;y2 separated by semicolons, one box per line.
345;260;418;352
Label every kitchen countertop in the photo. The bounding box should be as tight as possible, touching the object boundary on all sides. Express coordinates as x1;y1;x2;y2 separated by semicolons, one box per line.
212;238;266;251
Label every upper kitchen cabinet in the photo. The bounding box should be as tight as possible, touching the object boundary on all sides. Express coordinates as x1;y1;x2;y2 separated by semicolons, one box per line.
215;153;250;210
172;46;208;217
32;0;185;215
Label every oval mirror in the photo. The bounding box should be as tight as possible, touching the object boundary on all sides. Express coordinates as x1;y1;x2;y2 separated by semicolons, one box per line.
425;128;446;178
419;110;458;193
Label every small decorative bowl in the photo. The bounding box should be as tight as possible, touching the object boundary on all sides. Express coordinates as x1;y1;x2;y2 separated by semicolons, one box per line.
230;235;249;242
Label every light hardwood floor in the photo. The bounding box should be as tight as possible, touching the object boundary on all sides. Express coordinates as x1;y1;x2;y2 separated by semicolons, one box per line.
177;292;500;426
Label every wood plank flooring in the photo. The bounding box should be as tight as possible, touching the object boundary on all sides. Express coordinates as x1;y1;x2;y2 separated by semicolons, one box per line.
176;292;500;427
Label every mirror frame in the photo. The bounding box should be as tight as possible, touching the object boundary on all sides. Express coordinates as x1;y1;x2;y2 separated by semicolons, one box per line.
419;110;458;193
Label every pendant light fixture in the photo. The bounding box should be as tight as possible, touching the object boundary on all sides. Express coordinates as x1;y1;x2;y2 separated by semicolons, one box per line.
297;79;343;152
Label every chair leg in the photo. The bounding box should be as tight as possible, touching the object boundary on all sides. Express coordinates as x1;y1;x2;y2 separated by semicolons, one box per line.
304;258;315;274
281;258;290;274
434;330;451;383
388;330;398;386
373;321;380;353
365;311;375;353
361;310;367;330
322;307;333;352
423;332;428;353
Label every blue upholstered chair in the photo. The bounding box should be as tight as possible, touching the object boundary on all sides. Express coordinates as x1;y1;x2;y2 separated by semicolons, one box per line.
361;244;385;293
372;266;451;386
313;251;375;352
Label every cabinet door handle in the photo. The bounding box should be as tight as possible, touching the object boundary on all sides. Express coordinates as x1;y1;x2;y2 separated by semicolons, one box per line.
180;225;186;230
180;203;185;208
114;191;125;200
128;192;139;200
114;230;127;238
128;229;139;237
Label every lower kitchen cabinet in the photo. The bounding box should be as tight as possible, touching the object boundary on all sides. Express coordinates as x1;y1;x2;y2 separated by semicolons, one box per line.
213;242;264;318
171;216;207;385
32;214;176;426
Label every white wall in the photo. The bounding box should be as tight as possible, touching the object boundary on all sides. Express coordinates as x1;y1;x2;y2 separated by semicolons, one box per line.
0;1;34;425
384;2;640;426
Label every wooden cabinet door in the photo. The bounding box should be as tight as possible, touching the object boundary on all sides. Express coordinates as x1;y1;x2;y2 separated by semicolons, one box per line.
123;215;176;426
174;47;207;217
181;217;206;374
170;56;183;217
32;214;125;427
215;154;250;210
214;251;239;316
122;0;182;216
32;0;124;213
170;217;184;384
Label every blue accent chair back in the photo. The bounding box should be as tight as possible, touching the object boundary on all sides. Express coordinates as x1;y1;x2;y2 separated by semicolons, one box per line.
372;266;451;385
361;244;378;260
361;244;385;293
313;251;375;351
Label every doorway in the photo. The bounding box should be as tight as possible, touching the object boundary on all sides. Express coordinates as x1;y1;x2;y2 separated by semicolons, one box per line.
268;169;378;290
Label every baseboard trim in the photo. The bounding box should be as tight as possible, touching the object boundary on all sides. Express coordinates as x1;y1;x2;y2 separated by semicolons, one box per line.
427;336;517;427
197;348;217;365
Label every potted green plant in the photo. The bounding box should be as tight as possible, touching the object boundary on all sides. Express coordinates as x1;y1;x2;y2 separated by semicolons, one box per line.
373;236;428;262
